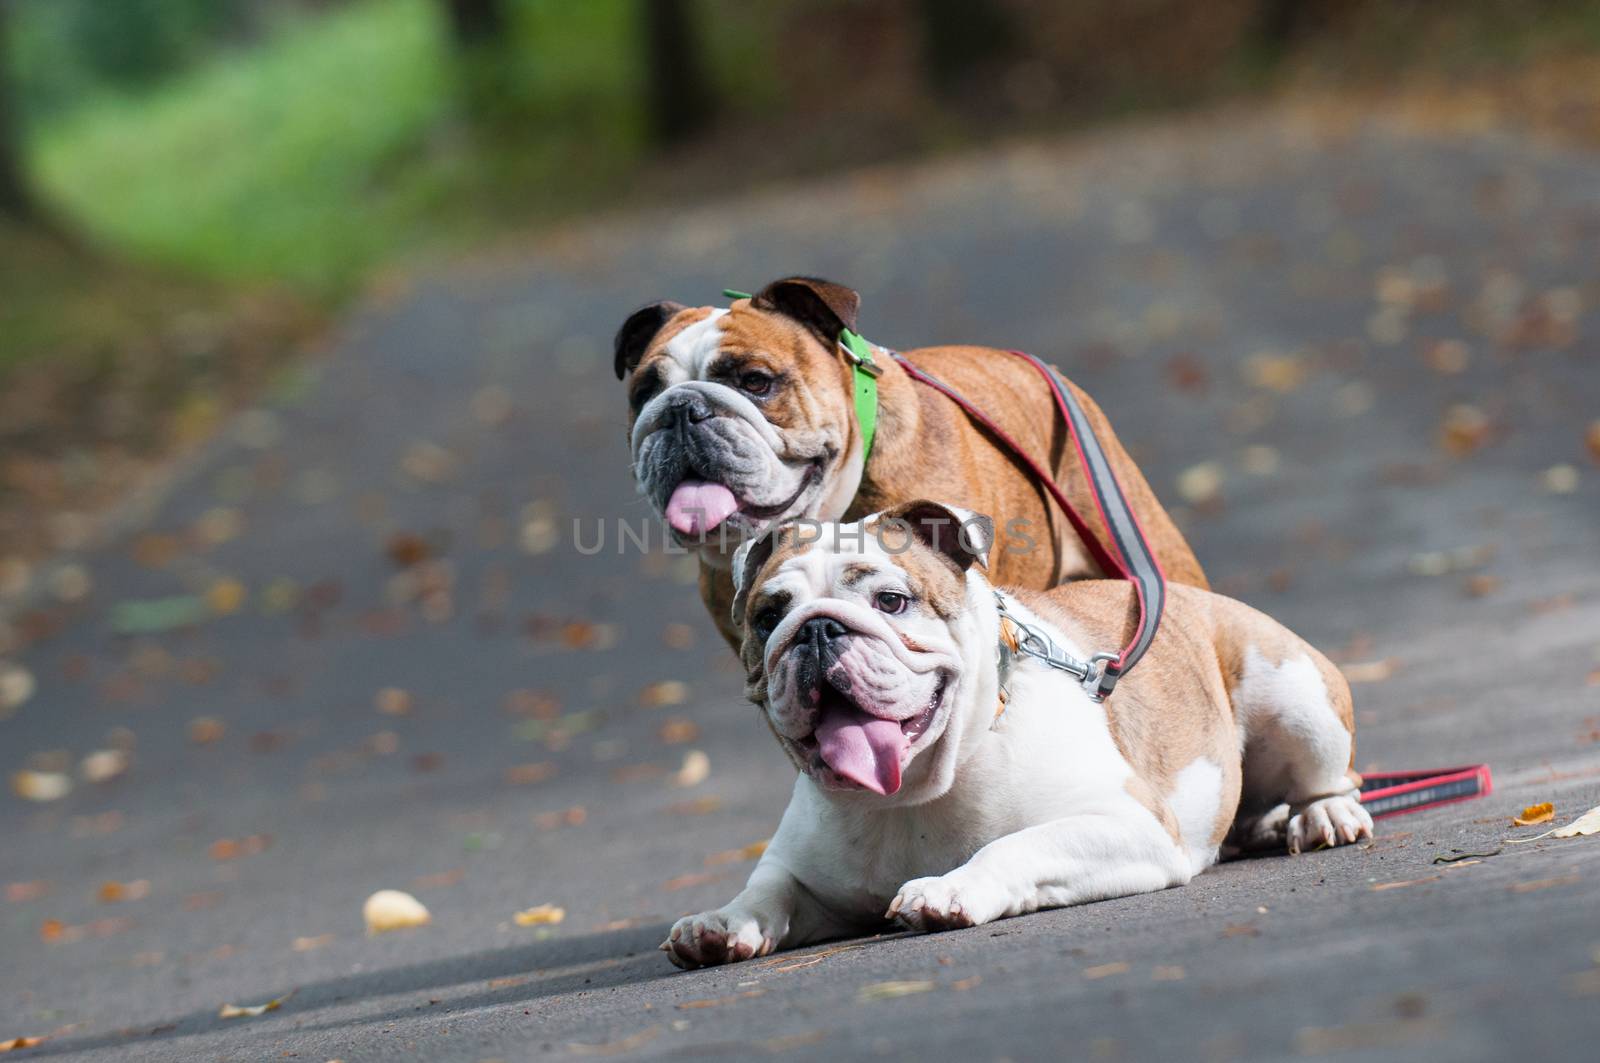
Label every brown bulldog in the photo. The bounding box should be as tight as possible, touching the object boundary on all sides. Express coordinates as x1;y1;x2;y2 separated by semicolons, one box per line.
616;276;1206;647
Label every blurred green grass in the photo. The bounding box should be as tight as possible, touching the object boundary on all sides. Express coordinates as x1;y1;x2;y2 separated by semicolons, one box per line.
29;0;646;301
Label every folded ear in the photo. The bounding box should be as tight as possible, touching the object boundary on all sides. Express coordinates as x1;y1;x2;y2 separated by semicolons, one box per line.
613;301;686;380
875;499;993;572
751;276;860;341
729;528;780;630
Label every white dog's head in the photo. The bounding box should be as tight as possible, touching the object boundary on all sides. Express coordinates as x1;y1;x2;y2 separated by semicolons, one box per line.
615;277;871;551
731;501;1000;805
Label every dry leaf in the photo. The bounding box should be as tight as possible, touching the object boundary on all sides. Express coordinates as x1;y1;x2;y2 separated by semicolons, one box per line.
1541;464;1580;494
672;750;710;788
658;719;699;744
513;904;565;927
1586;420;1600;464
1553;805;1600;838
639;680;688;707
857;980;936;1002
504;762;555;785
668;796;722;816
11;770;72;802
363;889;430;933
79;749;129;783
205;578;247;616
0;1036;46;1052
188;717;226;745
374;688;413;716
1176;462;1223;505
0;663;35;715
705;840;769;866
1083;962;1130;979
292;934;333;951
1514;802;1555;826
1342;659;1396;683
218;996;284;1019
97;880;150;903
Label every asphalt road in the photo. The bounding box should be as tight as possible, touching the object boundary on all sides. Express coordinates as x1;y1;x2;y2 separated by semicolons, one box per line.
4;106;1600;1062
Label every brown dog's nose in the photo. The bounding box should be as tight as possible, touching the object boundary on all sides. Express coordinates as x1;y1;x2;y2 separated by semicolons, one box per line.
667;391;713;425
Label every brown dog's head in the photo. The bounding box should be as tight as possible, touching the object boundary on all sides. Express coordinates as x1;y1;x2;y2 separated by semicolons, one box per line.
728;501;999;805
616;277;870;548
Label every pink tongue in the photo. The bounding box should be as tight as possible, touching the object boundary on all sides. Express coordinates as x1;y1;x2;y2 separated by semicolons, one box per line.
665;480;738;535
815;702;907;796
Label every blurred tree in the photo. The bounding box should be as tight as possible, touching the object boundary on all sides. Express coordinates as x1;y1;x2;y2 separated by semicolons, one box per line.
643;0;711;146
0;0;36;219
441;0;507;49
918;0;1016;97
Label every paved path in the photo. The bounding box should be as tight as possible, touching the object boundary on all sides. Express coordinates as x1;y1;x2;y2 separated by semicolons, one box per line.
4;107;1600;1062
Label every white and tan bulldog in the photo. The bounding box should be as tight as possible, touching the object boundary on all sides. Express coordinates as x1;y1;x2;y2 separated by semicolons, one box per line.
662;501;1371;968
616;276;1208;650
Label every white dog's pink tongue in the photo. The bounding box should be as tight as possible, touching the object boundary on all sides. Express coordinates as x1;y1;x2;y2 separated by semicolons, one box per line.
665;480;738;535
815;704;906;796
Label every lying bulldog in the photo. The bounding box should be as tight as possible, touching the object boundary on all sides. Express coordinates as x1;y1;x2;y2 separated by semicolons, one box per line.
662;501;1371;968
616;276;1207;649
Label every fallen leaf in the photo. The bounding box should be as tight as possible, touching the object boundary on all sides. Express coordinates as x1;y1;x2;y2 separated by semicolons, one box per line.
0;663;35;716
1083;962;1131;979
79;749;129;783
672;749;710;788
11;770;71;802
1514;803;1555;826
513;904;565;927
504;762;555;785
1439;404;1491;457
188;717;226;745
658;719;699;744
857;979;936;1002
97;880;150;903
1342;659;1396;683
639;680;688;707
1221;924;1260;937
1541;464;1580;495
1244;352;1310;393
0;1035;47;1052
292;934;333;951
661;871;721;891
362;889;430;933
661;623;696;650
205;578;247;616
374;688;413;716
217;996;284;1019
1588;421;1600;464
951;974;982;990
705;840;769;867
1463;574;1501;598
1511;804;1600;843
5;881;49;903
1176;462;1224;505
534;806;587;830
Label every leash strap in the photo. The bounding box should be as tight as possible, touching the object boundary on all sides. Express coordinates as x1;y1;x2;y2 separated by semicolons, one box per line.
1358;765;1494;819
890;349;1164;699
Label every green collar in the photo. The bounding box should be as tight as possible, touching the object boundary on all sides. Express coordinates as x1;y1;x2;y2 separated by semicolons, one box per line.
725;289;882;464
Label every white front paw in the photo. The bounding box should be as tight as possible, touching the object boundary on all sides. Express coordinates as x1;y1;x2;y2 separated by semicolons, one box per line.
662;909;775;969
1288;794;1374;854
887;874;996;933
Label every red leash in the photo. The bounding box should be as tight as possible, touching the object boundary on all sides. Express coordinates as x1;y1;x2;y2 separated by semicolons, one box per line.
887;346;1489;816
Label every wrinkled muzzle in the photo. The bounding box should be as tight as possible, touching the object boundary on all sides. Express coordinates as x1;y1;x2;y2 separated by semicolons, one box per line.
630;382;815;537
764;600;954;796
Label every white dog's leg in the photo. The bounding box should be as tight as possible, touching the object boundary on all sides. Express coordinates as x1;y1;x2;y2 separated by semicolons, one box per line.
663;861;850;969
889;807;1191;932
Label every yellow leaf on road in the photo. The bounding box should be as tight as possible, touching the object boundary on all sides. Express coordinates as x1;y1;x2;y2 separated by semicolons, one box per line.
218;996;283;1019
513;904;565;926
1513;802;1554;826
362;889;430;933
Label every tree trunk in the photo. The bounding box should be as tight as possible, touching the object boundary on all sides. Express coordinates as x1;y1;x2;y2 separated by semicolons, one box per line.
441;0;507;50
642;0;711;148
0;1;36;220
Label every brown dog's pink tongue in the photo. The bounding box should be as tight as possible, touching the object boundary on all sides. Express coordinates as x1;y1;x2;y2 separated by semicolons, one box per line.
815;703;906;795
665;480;738;535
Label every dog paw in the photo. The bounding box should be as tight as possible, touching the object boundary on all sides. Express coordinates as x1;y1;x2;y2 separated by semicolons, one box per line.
1288;794;1374;854
661;909;774;970
887;875;990;933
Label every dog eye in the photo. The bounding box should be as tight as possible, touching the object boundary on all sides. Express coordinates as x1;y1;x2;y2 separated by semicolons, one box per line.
752;606;783;640
739;371;774;396
874;591;909;615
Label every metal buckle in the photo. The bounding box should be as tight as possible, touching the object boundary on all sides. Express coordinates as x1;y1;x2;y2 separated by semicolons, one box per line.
840;341;884;377
995;594;1118;702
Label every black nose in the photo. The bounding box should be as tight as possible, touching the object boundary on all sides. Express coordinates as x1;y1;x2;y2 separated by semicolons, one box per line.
801;617;848;644
667;391;712;425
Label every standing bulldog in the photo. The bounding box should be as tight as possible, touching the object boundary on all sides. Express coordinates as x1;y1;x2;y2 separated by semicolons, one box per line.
662;502;1370;968
616;276;1207;648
